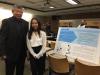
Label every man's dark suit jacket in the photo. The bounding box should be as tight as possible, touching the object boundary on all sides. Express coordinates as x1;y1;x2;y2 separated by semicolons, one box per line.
0;16;28;62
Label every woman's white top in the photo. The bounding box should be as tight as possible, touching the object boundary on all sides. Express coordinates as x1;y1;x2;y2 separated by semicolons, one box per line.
30;32;43;47
26;30;47;57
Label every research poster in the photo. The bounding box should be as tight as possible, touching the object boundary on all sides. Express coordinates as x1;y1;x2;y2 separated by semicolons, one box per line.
55;27;100;64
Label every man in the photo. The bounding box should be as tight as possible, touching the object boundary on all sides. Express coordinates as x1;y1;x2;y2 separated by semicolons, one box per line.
0;5;28;75
77;20;86;28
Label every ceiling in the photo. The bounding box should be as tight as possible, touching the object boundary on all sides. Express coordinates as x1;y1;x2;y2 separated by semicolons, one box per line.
0;0;100;15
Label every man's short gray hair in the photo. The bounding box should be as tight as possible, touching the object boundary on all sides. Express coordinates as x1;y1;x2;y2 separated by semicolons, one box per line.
12;5;24;10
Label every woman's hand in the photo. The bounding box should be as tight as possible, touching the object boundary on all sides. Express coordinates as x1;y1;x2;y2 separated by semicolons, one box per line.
36;53;43;59
33;54;38;59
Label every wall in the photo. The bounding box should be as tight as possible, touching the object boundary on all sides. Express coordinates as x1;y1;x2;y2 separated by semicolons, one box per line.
52;12;100;33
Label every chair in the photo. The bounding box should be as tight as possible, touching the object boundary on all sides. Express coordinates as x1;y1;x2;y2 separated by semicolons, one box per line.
50;42;55;49
48;54;69;75
75;59;100;75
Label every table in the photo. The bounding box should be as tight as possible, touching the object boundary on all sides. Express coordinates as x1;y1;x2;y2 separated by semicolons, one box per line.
46;50;100;66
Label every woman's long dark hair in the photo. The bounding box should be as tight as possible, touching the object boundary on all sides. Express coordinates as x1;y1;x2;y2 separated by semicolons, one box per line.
28;18;41;39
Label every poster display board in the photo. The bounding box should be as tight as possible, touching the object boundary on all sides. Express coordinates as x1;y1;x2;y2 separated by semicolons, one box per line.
55;27;100;64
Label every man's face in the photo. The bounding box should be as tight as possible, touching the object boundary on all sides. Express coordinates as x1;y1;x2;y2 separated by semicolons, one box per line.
12;8;23;19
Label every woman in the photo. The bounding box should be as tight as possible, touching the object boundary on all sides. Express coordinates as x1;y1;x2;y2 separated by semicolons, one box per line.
27;18;47;75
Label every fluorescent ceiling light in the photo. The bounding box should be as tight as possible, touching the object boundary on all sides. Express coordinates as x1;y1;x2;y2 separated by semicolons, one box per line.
65;0;78;5
49;6;55;8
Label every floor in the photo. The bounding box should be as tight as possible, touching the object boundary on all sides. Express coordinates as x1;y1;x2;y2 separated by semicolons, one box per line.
0;59;31;75
0;59;49;75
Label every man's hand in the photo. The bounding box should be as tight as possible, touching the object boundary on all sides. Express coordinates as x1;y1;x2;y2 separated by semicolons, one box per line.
0;55;6;60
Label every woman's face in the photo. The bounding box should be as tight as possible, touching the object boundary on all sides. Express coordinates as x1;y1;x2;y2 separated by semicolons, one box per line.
32;19;38;30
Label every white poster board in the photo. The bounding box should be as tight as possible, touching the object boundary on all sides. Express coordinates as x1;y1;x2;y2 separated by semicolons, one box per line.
55;27;100;64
